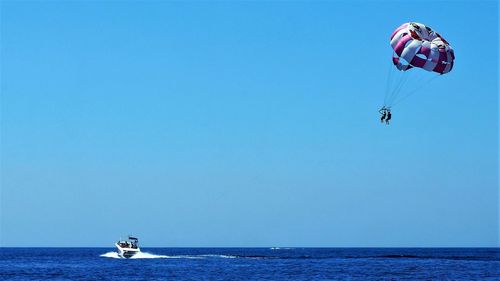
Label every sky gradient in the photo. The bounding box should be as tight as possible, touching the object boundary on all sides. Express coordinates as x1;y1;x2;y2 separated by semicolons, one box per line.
1;1;498;247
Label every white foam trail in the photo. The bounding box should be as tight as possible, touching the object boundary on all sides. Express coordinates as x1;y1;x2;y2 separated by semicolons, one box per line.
100;251;203;259
100;250;258;260
130;252;170;259
100;252;121;259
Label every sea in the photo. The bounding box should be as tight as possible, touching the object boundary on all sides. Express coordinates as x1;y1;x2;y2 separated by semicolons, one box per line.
1;248;499;280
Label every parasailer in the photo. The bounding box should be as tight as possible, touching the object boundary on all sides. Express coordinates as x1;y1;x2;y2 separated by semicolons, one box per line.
379;106;388;123
385;110;392;125
379;106;392;125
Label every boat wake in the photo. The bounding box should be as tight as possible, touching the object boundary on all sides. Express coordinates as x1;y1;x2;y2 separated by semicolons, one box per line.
100;251;170;259
100;252;121;259
130;252;170;259
100;251;246;259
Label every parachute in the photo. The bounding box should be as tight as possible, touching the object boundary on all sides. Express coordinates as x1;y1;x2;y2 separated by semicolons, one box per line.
391;22;455;74
384;22;455;108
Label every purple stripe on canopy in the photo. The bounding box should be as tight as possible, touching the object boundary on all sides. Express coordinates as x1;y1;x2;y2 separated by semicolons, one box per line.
410;55;426;68
393;35;412;56
419;45;431;57
433;49;448;74
410;44;431;68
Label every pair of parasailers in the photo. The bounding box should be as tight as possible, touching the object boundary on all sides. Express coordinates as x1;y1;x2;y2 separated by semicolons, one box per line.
379;107;392;125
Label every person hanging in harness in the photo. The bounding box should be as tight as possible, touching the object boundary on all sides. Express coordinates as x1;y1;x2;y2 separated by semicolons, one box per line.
379;107;387;123
385;109;392;125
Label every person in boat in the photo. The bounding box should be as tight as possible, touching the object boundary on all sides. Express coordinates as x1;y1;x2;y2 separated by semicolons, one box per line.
385;110;392;125
379;107;387;123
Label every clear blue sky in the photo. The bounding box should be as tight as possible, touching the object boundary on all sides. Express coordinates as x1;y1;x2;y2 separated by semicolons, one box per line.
1;1;498;247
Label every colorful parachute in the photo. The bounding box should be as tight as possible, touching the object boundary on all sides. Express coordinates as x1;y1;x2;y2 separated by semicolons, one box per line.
390;22;455;74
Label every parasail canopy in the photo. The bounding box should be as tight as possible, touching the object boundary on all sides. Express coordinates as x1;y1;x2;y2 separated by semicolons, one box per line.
390;22;455;74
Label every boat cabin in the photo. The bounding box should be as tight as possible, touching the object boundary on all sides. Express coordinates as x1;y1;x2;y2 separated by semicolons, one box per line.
117;236;139;249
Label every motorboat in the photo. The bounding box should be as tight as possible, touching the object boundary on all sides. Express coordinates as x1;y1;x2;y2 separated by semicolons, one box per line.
115;236;141;258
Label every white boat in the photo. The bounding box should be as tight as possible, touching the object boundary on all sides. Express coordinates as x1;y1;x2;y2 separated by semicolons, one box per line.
115;236;141;258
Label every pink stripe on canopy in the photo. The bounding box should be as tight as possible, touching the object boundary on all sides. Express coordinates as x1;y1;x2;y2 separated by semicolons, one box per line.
394;35;412;57
410;44;431;68
433;49;448;74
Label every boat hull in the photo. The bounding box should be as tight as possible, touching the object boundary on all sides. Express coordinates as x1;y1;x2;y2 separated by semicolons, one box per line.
115;243;140;258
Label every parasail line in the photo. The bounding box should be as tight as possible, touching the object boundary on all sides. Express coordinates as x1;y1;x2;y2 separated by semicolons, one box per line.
391;75;440;107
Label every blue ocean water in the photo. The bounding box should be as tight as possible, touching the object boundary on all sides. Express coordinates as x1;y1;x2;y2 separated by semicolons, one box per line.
1;248;499;280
